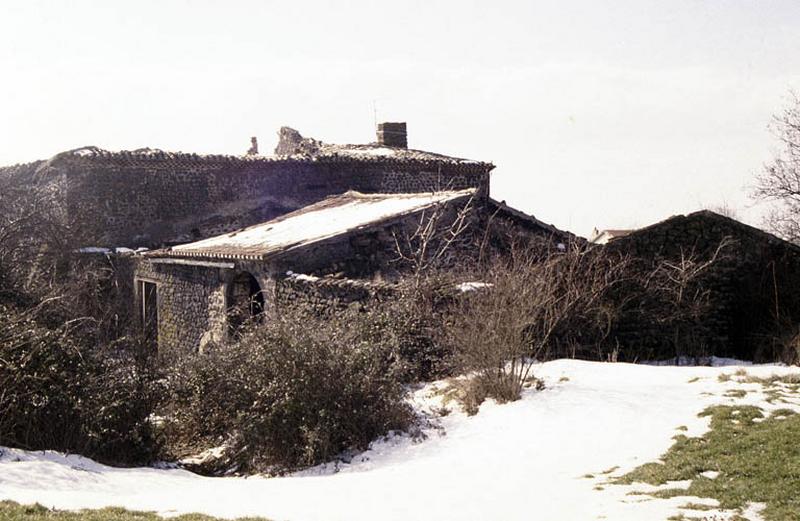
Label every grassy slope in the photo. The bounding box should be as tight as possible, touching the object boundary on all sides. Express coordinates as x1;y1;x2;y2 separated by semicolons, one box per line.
614;398;800;520
0;501;270;521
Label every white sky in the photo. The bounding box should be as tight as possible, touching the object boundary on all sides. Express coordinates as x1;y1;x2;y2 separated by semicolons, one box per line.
2;0;799;237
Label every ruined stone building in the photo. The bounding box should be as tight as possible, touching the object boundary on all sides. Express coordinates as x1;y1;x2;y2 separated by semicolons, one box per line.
1;123;569;355
5;121;800;360
1;124;493;248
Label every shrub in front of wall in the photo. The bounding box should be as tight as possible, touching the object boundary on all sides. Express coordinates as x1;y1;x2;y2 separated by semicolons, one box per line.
0;305;87;452
160;306;412;474
0;304;160;465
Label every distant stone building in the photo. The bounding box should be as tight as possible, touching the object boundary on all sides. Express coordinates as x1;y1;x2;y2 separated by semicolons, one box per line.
602;210;800;361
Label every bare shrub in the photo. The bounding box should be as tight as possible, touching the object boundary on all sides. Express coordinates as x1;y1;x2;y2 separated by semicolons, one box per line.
639;237;735;360
392;193;477;280
443;244;629;410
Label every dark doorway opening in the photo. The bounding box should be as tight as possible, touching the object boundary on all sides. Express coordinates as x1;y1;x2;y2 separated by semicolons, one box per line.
227;272;265;333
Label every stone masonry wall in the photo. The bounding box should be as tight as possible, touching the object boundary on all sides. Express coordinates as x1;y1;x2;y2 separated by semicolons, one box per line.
51;152;490;248
134;260;228;357
606;211;800;360
133;196;563;356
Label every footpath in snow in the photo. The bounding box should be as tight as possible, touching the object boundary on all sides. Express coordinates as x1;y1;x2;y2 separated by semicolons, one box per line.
1;359;797;521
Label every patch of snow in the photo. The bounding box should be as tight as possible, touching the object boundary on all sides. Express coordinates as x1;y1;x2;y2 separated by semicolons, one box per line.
700;470;720;479
741;502;766;521
0;359;794;521
286;272;320;282
455;281;492;292
345;147;397;157
76;247;111;254
180;445;228;467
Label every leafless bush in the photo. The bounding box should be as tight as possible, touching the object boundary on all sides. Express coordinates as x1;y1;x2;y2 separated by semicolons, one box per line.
640;237;735;359
0;170;133;343
393;194;476;280
442;244;630;410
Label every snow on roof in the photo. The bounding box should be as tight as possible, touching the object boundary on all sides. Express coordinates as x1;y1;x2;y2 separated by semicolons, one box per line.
159;189;476;260
52;143;491;170
588;229;633;245
299;142;486;165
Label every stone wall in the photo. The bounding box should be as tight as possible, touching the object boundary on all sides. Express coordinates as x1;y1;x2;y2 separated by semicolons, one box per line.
132;257;395;356
606;211;800;360
276;275;394;312
133;259;228;356
133;196;567;356
33;151;491;248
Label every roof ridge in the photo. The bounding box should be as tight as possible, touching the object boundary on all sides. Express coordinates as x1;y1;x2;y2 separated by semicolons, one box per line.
32;144;493;169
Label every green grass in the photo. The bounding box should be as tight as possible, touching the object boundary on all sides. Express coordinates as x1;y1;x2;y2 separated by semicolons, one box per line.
613;405;800;520
741;373;800;386
679;502;715;511
0;501;270;520
723;389;748;398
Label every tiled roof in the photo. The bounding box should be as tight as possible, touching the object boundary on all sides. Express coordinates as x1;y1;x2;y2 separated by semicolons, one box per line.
148;189;475;261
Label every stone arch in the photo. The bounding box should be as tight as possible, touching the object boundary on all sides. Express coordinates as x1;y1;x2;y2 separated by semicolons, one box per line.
226;271;265;332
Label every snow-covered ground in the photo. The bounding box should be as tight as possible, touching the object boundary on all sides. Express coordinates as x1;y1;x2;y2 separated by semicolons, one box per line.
2;359;798;521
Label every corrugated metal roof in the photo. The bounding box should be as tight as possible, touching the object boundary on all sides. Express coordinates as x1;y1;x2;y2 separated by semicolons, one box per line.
150;189;475;260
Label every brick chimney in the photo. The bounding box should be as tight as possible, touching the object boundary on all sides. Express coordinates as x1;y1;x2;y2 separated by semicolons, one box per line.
376;122;407;148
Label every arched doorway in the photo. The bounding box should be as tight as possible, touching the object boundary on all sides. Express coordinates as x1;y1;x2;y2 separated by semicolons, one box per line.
226;272;265;333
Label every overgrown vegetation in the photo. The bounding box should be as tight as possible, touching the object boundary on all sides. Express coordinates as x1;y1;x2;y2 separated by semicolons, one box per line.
441;243;629;410
614;405;800;520
0;501;269;521
0;171;159;465
0;304;161;464
2;164;797;480
159;305;412;474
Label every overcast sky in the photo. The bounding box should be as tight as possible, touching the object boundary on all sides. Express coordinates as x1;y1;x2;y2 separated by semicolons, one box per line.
2;1;799;236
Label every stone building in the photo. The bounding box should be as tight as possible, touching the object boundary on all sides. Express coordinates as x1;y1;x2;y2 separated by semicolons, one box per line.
603;210;800;360
0;124;494;248
135;188;572;355
2;122;573;356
